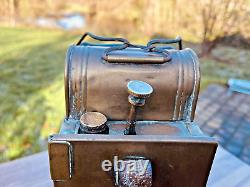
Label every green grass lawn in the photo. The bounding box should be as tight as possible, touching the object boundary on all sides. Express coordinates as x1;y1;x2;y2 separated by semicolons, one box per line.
0;27;249;162
200;46;250;90
0;27;78;162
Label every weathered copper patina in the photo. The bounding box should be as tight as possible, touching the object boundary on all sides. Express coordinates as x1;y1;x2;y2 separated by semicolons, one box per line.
48;32;217;187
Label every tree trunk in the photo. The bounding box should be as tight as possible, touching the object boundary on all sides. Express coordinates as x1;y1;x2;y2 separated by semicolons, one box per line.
200;38;220;57
8;0;16;27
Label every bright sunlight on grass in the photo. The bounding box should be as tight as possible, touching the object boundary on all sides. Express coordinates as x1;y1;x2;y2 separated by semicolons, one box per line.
0;27;78;162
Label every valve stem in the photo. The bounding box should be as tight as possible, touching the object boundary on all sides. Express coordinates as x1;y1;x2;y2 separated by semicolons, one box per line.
124;80;153;135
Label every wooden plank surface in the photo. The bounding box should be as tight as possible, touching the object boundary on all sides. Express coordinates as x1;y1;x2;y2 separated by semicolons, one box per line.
207;146;250;187
0;146;249;187
0;151;52;187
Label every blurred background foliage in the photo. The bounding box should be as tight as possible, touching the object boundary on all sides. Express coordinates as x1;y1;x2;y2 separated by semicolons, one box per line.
0;0;250;162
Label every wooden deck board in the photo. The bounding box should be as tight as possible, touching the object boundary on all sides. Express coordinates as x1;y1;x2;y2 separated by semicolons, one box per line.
0;146;249;187
207;146;250;187
0;151;52;187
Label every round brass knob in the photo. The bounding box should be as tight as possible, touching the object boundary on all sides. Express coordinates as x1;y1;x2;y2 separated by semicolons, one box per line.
79;112;109;134
127;80;153;99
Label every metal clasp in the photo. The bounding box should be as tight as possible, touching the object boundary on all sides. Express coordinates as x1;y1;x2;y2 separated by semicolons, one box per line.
48;140;73;180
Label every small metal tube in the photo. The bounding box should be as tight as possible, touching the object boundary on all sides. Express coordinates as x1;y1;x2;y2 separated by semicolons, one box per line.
124;80;153;135
125;105;137;135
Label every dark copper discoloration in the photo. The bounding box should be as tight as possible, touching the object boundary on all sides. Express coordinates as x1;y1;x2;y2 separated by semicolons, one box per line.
49;133;217;187
64;33;199;121
49;33;217;187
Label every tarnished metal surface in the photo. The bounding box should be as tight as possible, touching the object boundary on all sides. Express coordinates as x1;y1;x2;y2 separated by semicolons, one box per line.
79;112;109;134
116;156;152;187
64;33;200;121
49;33;216;187
125;80;153;135
48;141;73;180
76;32;172;63
49;133;217;187
61;120;204;136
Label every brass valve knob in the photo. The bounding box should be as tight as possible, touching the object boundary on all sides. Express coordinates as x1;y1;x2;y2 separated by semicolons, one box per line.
127;80;153;99
79;112;109;134
125;80;153;135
